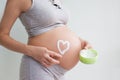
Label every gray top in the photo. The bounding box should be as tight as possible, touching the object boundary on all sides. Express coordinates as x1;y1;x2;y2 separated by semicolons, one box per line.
19;0;69;37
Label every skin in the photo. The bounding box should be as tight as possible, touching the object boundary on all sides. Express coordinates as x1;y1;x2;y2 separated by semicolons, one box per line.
0;0;92;68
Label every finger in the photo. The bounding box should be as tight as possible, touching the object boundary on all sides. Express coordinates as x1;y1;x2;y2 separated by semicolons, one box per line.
82;40;92;49
85;44;92;49
44;54;53;65
41;59;52;67
46;55;60;64
44;54;52;63
44;59;51;65
42;61;49;67
44;59;52;67
48;50;62;59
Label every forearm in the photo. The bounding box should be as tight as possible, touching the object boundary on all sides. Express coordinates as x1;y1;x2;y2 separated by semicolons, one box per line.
0;34;31;56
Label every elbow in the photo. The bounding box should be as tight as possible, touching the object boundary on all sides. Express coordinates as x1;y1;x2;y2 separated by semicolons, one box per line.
0;32;4;45
0;32;9;45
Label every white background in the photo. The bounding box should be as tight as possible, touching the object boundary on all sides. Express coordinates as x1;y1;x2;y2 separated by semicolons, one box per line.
0;0;120;80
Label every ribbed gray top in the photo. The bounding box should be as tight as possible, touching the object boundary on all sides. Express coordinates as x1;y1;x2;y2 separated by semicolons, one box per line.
19;0;69;37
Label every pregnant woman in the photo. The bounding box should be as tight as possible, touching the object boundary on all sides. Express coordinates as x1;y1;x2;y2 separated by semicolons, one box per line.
0;0;92;80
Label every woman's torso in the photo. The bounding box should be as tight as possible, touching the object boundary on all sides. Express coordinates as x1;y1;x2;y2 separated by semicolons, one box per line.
19;0;82;70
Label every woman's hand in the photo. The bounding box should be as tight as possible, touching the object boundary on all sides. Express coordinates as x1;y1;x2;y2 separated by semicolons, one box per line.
79;38;92;50
26;45;62;67
82;40;92;49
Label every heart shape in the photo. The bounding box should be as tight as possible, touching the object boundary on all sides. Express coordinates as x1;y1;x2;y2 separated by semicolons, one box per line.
57;40;70;55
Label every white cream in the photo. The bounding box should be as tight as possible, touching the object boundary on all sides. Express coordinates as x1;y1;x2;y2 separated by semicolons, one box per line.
80;49;97;58
57;40;70;55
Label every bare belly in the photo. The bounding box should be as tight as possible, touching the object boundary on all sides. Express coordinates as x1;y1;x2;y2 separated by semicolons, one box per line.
28;26;82;70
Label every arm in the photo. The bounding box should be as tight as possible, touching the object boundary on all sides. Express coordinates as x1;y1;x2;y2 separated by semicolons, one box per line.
0;0;62;67
0;0;28;54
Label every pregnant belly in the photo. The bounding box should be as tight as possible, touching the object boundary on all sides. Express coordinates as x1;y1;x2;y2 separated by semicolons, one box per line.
28;26;82;70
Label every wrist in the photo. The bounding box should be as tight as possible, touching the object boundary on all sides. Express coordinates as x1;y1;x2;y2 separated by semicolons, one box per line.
24;45;34;57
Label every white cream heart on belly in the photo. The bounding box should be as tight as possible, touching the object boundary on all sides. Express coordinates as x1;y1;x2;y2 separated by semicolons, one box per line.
57;40;70;55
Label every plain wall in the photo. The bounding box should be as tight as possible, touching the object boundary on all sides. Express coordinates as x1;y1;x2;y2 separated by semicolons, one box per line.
0;0;120;80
